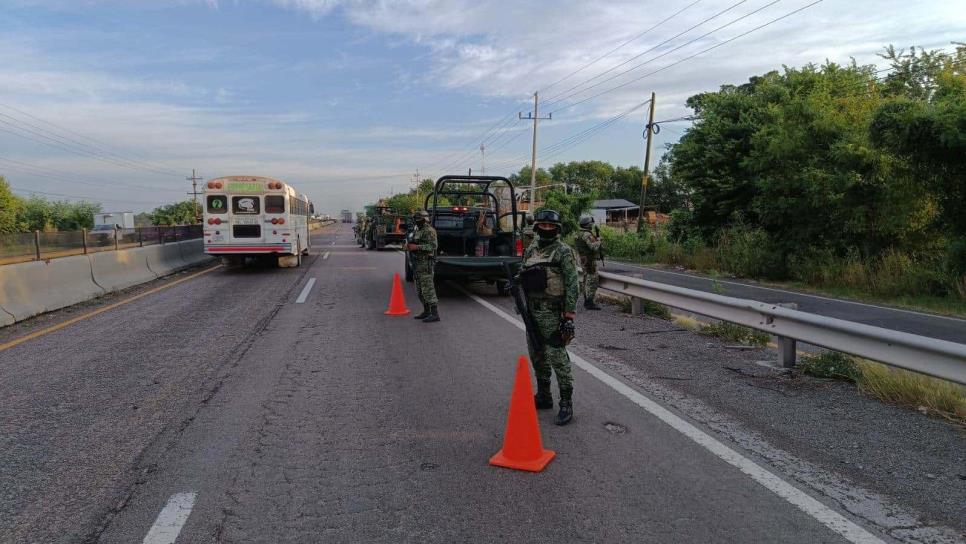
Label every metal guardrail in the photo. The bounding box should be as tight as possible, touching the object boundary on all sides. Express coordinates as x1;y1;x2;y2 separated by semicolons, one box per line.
598;271;966;385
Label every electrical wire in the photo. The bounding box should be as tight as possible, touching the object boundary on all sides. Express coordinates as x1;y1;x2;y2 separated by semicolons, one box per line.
539;0;705;94
548;0;824;115
542;0;754;109
0;103;183;177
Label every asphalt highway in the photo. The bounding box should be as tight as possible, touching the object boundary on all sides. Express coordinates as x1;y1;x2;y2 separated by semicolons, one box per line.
604;261;966;344
0;224;951;543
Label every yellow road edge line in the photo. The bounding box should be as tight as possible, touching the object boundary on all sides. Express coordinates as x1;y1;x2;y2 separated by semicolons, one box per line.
0;264;223;353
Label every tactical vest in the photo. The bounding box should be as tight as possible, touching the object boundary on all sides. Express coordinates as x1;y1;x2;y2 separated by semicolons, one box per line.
522;243;565;297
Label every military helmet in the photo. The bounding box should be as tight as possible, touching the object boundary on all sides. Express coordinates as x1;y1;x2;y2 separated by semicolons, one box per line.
579;215;594;228
533;209;562;227
412;209;430;220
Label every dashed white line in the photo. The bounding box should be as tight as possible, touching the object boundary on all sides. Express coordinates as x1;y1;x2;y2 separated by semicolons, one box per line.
322;251;330;260
461;288;885;544
295;278;317;304
142;492;197;544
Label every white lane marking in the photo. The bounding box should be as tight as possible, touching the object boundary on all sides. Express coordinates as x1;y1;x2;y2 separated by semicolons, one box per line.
461;289;885;544
322;251;330;260
143;492;197;544
295;277;317;304
611;261;966;323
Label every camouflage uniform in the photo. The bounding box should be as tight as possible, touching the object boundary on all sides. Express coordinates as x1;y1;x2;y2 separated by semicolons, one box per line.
521;235;580;405
410;222;438;306
520;223;535;250
574;227;602;303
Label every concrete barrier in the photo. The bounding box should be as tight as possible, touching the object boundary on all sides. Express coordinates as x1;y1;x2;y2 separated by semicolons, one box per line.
144;243;188;277
89;246;157;292
178;239;211;267
0;255;105;322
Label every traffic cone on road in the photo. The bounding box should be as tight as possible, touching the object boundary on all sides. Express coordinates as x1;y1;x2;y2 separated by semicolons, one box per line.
489;356;556;472
384;272;411;316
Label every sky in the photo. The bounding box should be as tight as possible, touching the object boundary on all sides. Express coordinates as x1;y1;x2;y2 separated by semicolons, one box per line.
0;0;962;215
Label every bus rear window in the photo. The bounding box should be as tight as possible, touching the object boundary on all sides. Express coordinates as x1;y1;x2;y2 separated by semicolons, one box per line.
232;196;259;214
265;195;285;214
207;195;227;213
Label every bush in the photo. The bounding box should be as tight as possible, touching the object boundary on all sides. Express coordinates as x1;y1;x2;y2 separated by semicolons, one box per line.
714;226;786;279
799;352;861;382
699;321;770;347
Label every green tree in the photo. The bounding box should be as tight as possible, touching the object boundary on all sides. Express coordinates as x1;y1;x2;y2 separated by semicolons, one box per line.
537;188;595;235
150;201;198;225
0;177;22;233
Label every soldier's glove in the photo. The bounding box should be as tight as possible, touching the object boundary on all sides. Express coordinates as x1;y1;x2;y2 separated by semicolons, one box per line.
559;318;575;346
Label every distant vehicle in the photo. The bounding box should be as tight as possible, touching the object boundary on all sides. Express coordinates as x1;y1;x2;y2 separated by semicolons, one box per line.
341;209;352;223
203;175;314;267
405;175;522;294
364;205;407;250
93;211;134;229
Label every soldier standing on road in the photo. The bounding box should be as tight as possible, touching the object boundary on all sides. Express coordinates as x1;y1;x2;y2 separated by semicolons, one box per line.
407;210;440;323
519;209;579;425
575;215;603;310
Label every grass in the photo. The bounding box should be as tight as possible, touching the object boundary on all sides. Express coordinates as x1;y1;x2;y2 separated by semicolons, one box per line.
600;293;671;319
800;352;966;424
699;321;770;347
600;226;966;318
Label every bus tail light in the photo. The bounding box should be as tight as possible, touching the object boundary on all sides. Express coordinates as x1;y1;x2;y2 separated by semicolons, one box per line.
212;217;222;225
515;238;524;256
271;218;278;224
277;218;285;225
208;181;223;189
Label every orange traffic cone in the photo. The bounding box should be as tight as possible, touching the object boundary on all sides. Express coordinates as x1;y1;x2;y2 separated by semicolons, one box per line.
384;272;411;316
489;356;556;472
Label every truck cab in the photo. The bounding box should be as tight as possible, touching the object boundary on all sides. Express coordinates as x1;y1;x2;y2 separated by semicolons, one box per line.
405;175;523;293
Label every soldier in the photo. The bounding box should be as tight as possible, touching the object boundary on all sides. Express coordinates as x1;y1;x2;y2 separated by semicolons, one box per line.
574;215;603;310
519;209;579;425
407;209;440;323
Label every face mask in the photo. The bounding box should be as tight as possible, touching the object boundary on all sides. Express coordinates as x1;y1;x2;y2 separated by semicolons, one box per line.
415;218;426;226
537;228;557;239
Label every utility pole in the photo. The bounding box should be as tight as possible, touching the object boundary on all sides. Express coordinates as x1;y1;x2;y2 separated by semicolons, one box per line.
480;142;485;176
520;91;552;210
638;92;656;233
186;169;203;223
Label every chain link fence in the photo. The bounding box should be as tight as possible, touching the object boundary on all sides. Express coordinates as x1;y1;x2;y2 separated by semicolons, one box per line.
0;225;203;265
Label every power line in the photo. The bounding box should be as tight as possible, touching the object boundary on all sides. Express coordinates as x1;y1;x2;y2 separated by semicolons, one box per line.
547;0;823;115
539;0;705;94
9;185;162;206
0;156;166;192
0;103;183;177
0;119;183;179
542;0;755;109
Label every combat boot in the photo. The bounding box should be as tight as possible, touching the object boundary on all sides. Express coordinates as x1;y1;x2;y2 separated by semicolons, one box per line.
413;304;430;319
422;304;440;323
534;380;553;410
555;401;573;425
584;298;602;310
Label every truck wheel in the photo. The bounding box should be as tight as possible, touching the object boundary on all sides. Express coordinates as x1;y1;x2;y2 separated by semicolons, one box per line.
496;280;510;296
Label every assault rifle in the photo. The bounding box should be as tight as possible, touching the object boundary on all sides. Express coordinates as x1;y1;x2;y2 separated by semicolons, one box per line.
594;225;605;266
503;262;542;351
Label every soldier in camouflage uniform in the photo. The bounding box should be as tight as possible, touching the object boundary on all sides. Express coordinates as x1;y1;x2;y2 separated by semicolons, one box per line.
407;210;440;323
519;209;579;425
574;215;603;310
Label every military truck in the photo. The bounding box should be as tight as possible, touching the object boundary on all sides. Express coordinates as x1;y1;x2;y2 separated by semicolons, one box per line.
405;175;523;294
364;205;408;250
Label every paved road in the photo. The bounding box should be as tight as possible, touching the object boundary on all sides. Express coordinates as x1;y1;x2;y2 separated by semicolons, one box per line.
604;260;966;344
0;224;953;543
